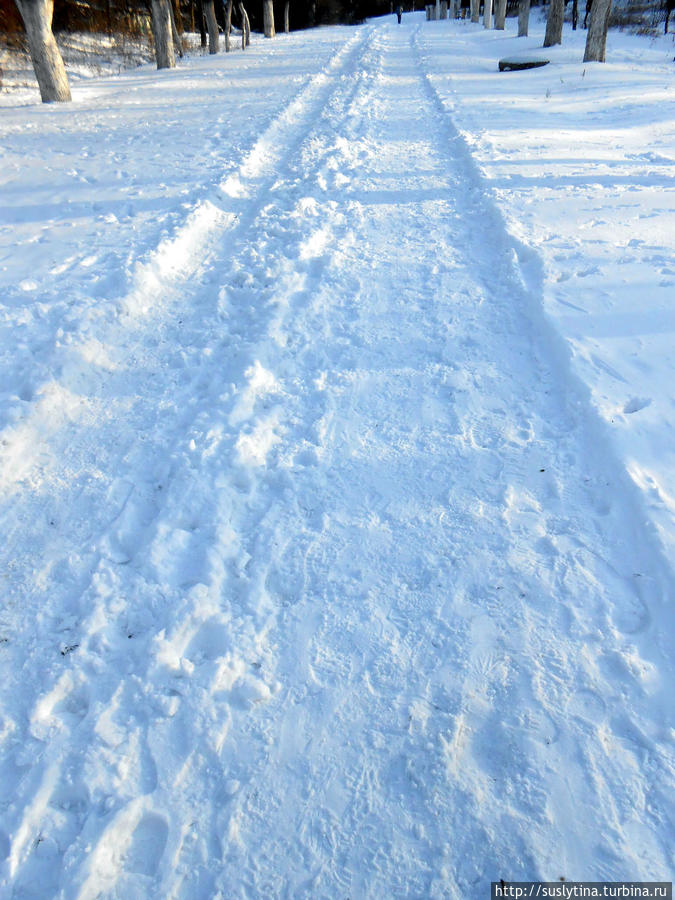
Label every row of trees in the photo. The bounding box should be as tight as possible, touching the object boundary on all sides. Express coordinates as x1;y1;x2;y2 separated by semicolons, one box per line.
6;0;379;102
542;0;613;61
446;0;613;62
9;0;268;101
10;0;623;103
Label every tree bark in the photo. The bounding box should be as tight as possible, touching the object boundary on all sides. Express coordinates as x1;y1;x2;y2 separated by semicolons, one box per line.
224;0;233;50
470;0;480;23
204;0;219;52
483;0;492;28
173;0;184;32
14;0;71;102
197;0;207;46
583;0;611;60
494;0;506;28
517;0;530;33
168;1;184;57
151;0;176;68
284;0;289;31
543;0;564;45
239;2;250;47
263;0;275;35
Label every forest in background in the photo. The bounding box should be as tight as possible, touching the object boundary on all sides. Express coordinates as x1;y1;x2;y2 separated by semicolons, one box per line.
0;0;395;40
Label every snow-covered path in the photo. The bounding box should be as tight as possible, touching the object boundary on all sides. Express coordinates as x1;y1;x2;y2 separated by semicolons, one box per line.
1;18;674;900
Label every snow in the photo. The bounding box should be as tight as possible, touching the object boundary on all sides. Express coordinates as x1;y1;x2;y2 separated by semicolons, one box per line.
1;13;674;899
0;32;160;102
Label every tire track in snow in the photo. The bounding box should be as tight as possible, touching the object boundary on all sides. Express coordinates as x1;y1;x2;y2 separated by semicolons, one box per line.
406;20;675;887
1;19;674;899
411;15;675;857
0;27;381;900
185;22;675;897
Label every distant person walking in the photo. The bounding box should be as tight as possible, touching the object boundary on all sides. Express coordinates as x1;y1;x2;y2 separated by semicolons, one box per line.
396;3;403;22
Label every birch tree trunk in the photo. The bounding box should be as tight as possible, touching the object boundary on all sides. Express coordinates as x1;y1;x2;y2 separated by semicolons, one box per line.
151;0;176;68
224;0;233;50
517;0;530;34
483;0;492;28
470;0;480;23
239;2;250;47
543;0;564;45
204;0;219;52
14;0;71;102
284;0;289;31
583;0;611;60
263;0;275;35
494;0;506;28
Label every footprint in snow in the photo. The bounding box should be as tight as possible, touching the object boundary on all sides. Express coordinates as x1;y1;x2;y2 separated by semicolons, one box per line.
623;397;651;415
185;619;232;664
123;813;168;877
566;687;606;723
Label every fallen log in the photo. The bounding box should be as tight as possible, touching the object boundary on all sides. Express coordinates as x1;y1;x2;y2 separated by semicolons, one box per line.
498;56;550;71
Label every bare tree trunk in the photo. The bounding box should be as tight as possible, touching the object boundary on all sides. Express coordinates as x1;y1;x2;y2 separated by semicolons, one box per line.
517;0;530;33
239;2;250;47
151;0;176;68
284;0;290;31
204;0;219;52
168;1;184;57
494;0;506;27
263;0;275;35
470;0;480;22
544;0;564;45
14;0;71;102
197;0;207;46
583;0;611;59
224;0;233;49
483;0;492;27
173;0;184;32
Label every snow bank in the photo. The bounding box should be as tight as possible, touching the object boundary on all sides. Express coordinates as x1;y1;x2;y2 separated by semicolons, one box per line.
418;12;675;562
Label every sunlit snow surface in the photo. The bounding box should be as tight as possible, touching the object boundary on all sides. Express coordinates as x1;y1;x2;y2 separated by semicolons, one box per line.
0;14;674;899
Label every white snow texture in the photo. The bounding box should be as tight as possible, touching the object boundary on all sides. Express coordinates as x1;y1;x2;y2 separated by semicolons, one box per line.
1;11;674;900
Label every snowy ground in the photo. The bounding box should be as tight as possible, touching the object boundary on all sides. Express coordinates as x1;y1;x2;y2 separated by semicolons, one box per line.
0;13;674;899
0;32;155;100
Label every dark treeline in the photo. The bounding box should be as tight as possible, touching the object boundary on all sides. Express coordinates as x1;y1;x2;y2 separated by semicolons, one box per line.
0;0;393;39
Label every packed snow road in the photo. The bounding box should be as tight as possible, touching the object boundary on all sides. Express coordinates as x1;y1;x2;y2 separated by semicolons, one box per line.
1;18;674;900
